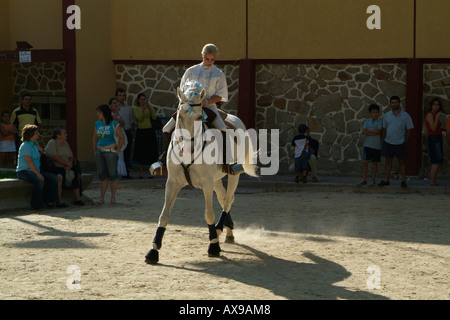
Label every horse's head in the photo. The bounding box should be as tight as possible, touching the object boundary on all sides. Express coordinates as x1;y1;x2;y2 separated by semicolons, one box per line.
176;79;206;121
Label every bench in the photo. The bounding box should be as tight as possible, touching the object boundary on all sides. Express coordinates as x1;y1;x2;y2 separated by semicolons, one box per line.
0;173;94;212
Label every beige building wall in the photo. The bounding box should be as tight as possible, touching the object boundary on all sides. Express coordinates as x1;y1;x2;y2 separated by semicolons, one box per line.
108;0;447;60
110;0;247;61
75;0;116;162
416;0;450;58
0;0;10;48
7;0;62;50
248;0;414;59
0;0;13;110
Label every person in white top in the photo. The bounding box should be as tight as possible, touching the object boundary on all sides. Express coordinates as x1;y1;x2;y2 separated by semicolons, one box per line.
115;88;135;178
160;44;242;175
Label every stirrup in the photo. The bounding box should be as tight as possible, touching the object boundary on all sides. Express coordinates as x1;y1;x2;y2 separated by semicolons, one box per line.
222;163;244;175
150;162;168;175
158;151;167;166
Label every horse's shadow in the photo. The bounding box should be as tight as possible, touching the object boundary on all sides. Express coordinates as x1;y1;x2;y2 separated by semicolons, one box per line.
159;243;388;300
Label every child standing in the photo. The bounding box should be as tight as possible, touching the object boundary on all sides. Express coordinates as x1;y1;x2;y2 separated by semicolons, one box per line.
359;104;383;185
292;124;309;183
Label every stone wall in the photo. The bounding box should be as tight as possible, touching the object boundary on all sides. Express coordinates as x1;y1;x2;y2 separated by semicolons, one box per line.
114;62;449;177
255;63;407;175
115;64;240;117
13;62;66;145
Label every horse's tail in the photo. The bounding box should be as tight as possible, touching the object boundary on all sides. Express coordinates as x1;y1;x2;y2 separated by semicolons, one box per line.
243;156;258;177
225;114;259;178
242;133;259;178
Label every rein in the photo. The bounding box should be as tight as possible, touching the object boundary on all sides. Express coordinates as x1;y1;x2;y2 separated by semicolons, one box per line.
171;102;207;187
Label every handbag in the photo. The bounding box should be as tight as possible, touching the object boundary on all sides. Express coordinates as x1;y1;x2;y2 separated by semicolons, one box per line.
113;121;128;152
40;153;57;173
151;117;163;130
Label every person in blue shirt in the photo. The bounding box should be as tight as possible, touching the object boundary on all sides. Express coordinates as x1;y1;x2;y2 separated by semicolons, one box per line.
92;104;125;204
358;104;383;185
378;96;414;188
16;124;59;210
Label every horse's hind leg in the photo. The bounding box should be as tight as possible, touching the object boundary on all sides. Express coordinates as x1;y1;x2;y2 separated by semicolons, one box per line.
145;181;182;264
213;179;227;237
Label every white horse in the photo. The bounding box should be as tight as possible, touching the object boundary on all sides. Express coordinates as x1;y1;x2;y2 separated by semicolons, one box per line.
145;80;258;264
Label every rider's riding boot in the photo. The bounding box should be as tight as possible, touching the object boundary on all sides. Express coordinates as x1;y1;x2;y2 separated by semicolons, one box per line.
159;132;171;166
221;131;244;175
151;132;171;175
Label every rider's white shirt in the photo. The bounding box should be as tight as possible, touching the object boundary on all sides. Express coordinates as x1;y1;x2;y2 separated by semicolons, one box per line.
180;63;228;107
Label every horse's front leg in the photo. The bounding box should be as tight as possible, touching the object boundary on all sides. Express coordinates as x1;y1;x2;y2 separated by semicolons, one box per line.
203;187;221;257
215;175;239;243
145;181;182;264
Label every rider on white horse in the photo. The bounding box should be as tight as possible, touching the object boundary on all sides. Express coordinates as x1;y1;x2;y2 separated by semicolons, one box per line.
158;44;243;175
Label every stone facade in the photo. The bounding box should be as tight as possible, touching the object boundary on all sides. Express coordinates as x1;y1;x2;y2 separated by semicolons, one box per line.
255;63;407;175
114;62;449;177
115;64;240;117
12;62;66;145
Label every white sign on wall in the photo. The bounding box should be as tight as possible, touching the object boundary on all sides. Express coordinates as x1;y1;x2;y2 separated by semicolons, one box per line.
19;51;32;63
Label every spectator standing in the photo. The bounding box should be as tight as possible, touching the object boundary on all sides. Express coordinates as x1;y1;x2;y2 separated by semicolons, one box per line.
109;97;127;177
115;88;135;179
133;93;159;179
425;98;444;186
93;104;125;204
10;93;42;154
446;117;450;148
0;110;18;168
359;104;383;185
378;96;414;188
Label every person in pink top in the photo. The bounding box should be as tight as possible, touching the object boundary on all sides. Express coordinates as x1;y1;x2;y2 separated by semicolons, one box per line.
425;98;444;186
446;115;450;148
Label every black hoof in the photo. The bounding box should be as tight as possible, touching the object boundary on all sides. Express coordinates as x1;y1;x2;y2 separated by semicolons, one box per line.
225;235;235;244
145;249;159;264
208;242;221;257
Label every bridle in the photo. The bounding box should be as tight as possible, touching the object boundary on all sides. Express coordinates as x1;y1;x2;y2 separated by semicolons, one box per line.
170;102;208;187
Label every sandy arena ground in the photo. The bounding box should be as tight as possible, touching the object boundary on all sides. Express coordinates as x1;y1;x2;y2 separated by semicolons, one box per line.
0;182;449;300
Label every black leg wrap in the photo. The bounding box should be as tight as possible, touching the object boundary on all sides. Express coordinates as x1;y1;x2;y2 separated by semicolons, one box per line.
153;227;166;250
224;211;234;230
215;211;227;232
208;224;218;241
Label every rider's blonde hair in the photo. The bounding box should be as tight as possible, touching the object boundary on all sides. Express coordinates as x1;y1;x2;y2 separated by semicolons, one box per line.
201;44;218;56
